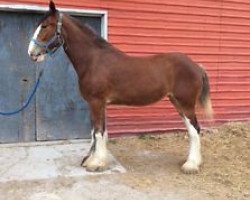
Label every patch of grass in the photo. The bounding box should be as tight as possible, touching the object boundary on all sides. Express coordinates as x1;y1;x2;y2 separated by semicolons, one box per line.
109;139;117;145
138;134;155;140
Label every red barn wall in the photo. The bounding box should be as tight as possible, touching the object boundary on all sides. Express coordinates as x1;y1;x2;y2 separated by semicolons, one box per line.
1;0;250;136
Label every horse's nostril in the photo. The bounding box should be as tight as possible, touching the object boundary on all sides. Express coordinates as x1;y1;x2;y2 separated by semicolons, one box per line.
29;52;35;57
29;52;40;58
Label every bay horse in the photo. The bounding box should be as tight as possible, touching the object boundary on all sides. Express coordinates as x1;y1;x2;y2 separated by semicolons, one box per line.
28;1;213;173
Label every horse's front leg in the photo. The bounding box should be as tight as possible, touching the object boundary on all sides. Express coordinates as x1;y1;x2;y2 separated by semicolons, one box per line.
81;100;108;172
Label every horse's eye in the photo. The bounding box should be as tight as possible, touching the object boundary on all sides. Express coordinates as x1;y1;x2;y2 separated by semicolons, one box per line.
41;25;48;29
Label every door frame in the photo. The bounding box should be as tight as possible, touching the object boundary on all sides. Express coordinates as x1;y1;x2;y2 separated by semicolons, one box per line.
0;3;108;40
0;3;108;143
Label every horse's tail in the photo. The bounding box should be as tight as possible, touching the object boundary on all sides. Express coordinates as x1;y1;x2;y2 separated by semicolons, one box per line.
199;66;213;119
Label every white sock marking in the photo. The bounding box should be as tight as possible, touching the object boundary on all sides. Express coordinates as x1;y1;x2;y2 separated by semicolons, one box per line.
94;131;108;160
85;130;108;167
182;116;201;165
89;129;94;149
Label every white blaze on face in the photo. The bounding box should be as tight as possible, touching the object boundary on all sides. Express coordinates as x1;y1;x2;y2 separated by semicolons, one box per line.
28;25;46;62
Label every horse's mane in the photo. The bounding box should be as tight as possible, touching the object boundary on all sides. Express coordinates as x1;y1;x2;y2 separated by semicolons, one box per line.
68;15;110;48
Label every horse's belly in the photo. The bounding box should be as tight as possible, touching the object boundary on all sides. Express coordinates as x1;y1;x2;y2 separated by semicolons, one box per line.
110;86;167;106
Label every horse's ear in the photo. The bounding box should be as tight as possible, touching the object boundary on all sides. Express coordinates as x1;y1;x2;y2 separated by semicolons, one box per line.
49;0;56;13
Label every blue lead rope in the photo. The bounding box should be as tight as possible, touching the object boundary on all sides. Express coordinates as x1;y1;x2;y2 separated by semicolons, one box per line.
0;70;43;116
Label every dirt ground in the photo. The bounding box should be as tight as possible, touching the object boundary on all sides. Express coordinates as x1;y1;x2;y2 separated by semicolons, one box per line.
108;121;250;200
0;121;249;200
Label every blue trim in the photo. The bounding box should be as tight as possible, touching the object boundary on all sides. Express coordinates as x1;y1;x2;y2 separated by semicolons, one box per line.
0;70;43;116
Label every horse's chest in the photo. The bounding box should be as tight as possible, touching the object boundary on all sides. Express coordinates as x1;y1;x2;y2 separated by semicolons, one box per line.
78;78;106;99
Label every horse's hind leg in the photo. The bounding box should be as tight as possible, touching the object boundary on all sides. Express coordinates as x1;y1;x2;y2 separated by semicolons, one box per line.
169;95;202;173
181;114;202;173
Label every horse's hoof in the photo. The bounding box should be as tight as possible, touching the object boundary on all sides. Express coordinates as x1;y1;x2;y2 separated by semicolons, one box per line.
181;160;200;174
82;155;108;172
86;164;108;172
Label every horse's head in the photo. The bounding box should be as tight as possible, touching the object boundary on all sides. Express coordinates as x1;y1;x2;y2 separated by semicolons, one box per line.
28;1;63;62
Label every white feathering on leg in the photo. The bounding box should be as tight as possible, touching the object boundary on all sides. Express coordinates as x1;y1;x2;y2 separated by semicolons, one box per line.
182;116;202;173
84;131;108;171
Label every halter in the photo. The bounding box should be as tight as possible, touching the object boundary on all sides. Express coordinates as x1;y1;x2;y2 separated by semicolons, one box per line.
32;12;64;56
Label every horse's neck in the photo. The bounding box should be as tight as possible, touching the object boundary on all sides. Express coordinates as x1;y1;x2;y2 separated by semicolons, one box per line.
61;17;93;76
62;15;124;77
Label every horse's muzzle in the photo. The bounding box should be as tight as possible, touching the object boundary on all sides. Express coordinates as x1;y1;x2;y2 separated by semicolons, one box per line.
29;53;46;62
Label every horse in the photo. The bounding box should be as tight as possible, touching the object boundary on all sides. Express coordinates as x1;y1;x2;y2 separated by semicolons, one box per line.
28;1;213;173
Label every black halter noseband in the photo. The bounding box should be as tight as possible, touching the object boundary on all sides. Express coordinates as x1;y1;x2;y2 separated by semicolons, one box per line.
32;12;64;56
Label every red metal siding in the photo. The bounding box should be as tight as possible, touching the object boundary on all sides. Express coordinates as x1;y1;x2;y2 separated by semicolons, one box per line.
2;0;250;136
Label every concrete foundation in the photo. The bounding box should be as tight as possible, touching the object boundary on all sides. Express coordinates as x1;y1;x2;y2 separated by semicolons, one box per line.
0;140;125;183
